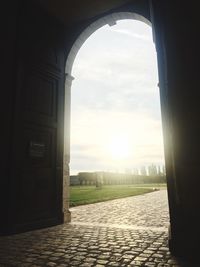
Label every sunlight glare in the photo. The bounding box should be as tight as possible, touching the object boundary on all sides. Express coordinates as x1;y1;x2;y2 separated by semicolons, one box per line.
106;134;131;160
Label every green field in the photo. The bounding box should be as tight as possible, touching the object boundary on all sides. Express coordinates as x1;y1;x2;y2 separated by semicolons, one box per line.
70;184;166;207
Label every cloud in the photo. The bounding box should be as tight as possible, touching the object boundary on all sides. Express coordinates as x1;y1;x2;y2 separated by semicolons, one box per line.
69;19;164;174
110;28;151;42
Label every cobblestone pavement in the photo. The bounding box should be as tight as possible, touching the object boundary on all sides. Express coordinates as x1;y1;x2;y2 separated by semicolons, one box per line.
70;190;169;230
0;189;197;266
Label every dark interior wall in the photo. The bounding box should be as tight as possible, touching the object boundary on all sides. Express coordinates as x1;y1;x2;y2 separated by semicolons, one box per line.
0;0;20;232
153;1;200;257
1;0;67;234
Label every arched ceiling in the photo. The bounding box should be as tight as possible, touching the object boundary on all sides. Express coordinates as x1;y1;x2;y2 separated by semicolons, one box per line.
37;0;133;24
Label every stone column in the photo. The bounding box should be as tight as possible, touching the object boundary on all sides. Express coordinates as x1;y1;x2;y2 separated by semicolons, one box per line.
63;73;74;223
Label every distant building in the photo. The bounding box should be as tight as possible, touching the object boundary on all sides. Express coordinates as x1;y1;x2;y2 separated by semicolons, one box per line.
70;175;80;185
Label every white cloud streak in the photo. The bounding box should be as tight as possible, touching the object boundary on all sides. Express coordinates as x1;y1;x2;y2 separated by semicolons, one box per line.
110;28;151;41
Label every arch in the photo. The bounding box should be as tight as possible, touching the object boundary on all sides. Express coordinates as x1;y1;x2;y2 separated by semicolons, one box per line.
65;12;151;77
63;11;154;222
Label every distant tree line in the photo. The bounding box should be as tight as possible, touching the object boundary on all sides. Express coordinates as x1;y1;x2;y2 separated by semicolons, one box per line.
70;165;166;186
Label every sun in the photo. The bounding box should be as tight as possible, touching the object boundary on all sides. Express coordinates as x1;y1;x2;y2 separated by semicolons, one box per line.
106;135;131;160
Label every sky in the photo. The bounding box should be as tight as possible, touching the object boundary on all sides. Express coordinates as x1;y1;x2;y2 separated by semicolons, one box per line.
70;19;165;175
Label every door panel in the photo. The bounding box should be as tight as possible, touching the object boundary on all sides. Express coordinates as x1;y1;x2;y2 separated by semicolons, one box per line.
10;1;65;233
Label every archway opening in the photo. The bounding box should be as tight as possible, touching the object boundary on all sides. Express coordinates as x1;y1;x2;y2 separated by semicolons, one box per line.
65;13;169;230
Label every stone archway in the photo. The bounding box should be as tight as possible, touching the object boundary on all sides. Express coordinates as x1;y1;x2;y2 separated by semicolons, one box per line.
63;12;157;222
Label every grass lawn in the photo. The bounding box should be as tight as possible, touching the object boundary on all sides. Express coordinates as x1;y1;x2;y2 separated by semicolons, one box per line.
70;184;166;207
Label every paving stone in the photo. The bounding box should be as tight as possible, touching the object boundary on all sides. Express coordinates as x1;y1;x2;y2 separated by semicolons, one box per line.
0;190;192;267
70;190;169;228
108;262;122;267
46;262;57;266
